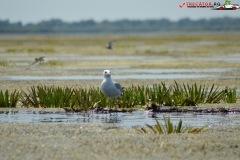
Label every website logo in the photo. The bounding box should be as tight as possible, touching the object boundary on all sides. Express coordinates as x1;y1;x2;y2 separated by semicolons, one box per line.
179;0;239;10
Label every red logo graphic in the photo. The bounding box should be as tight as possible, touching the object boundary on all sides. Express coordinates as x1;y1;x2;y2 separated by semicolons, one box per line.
179;2;213;8
179;2;186;8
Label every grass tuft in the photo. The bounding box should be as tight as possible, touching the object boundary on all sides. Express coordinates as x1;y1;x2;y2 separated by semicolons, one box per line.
135;117;206;134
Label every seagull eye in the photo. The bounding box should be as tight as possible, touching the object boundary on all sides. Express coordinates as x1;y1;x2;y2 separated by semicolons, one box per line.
104;71;107;73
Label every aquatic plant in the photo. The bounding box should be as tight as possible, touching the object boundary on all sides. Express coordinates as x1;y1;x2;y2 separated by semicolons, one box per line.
71;87;102;111
44;60;64;66
20;86;74;108
27;48;54;53
224;87;237;103
0;90;19;108
38;86;74;108
172;82;225;106
20;85;103;110
18;83;237;109
135;117;206;134
146;82;229;106
145;83;173;106
0;61;8;66
204;84;224;103
20;87;40;107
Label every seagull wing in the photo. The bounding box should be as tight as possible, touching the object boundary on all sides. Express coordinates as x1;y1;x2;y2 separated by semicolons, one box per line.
38;56;47;62
29;60;40;67
25;60;39;70
114;82;123;93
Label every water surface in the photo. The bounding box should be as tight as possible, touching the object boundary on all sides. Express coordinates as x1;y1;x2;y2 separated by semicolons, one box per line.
1;110;239;128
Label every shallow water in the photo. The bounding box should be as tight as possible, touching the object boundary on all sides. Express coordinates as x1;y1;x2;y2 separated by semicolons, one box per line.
1;66;239;80
2;53;240;62
0;110;239;128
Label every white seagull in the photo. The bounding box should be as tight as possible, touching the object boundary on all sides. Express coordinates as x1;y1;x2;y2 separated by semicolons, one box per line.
101;70;123;109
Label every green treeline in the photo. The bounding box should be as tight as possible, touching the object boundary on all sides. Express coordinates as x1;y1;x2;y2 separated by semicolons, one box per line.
0;17;240;34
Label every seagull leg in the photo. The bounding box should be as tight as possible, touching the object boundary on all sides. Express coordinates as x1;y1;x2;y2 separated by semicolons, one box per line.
109;98;117;117
109;98;113;116
108;98;110;108
111;98;118;117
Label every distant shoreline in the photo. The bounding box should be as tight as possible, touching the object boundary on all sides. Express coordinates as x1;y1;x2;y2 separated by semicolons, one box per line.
1;17;240;34
1;31;240;36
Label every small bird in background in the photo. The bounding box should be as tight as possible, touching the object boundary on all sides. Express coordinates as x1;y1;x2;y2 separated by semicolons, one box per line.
26;55;47;70
106;41;115;49
100;70;123;112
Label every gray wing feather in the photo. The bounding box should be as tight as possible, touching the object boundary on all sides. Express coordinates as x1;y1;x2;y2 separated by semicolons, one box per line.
114;82;123;93
29;60;39;67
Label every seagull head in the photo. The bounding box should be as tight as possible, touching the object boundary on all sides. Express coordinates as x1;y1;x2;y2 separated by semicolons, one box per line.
103;70;111;78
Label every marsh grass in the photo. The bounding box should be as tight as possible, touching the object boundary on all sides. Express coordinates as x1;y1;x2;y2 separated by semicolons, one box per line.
135;117;206;134
19;86;105;110
6;48;54;53
20;86;74;108
0;61;8;66
38;86;73;108
144;49;169;55
44;60;64;66
173;82;226;106
27;48;54;53
0;90;19;108
17;82;237;109
20;87;40;107
224;87;237;103
0;82;237;109
72;87;104;111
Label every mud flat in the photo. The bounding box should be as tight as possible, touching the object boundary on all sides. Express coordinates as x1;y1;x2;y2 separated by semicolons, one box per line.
0;123;239;160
